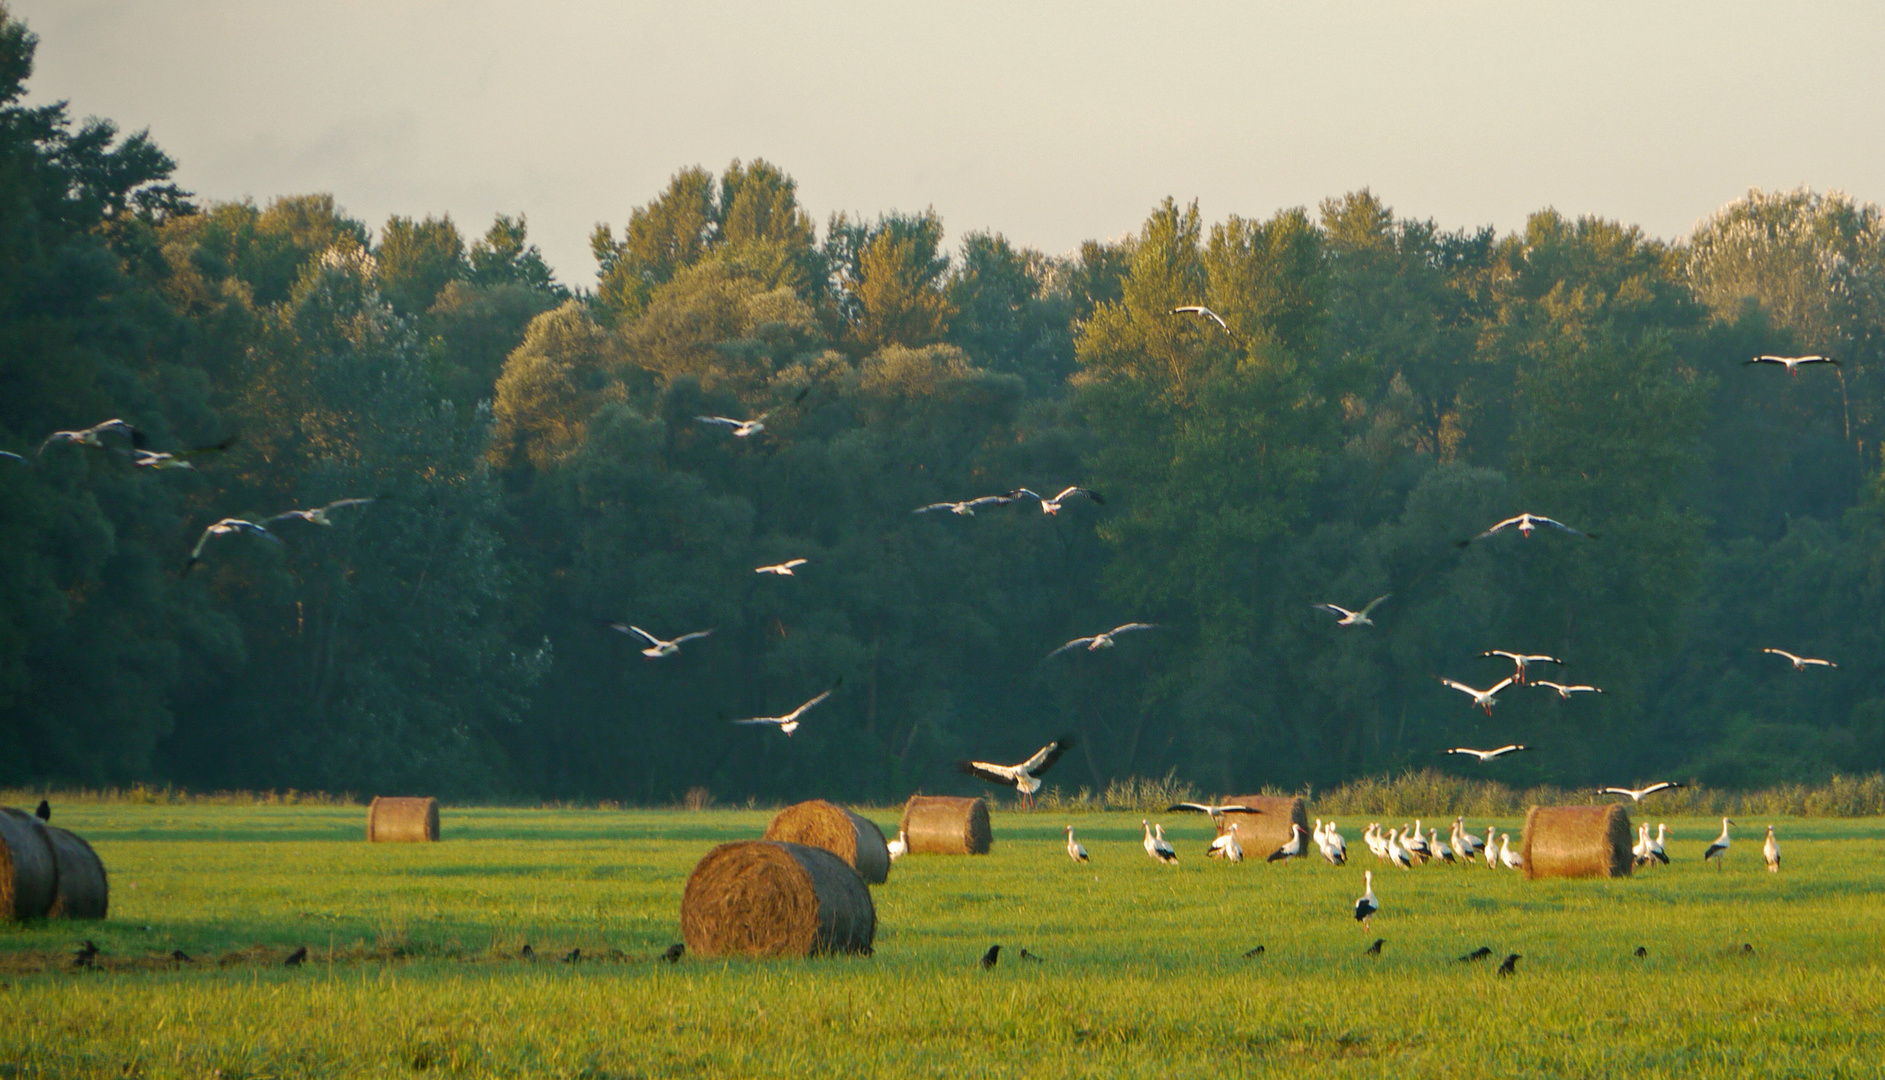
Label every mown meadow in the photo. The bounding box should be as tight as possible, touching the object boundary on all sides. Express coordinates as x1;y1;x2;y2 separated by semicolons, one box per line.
1;802;1881;1078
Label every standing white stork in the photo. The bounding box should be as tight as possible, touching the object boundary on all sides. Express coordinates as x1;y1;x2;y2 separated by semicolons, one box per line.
1207;822;1245;862
1483;826;1498;869
695;413;768;437
755;559;809;576
1762;648;1836;671
1315;594;1391;627
1482;650;1563;685
1747;354;1839;375
1386;828;1414;869
1440;677;1515;716
1644;823;1669;866
1594;782;1683;803
1266;822;1309;863
1450;820;1482;863
1632;823;1651;866
1445;744;1527;763
1403;821;1432;862
1064;825;1089;863
1704;818;1733;869
1458;513;1594;545
1498;833;1523;870
1047;623;1157;659
1009;486;1105;515
1354;871;1378;929
958;736;1073;808
1429;828;1455;864
888;829;908;861
1142;819;1178;864
601;623;714;659
1533;680;1604;699
1170;305;1230;331
730;682;840;737
1763;825;1779;872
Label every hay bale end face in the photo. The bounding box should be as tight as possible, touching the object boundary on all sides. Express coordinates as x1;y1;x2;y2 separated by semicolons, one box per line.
0;807;59;921
1521;804;1634;879
367;797;440;842
680;841;876;958
899;795;992;855
763;800;891;884
44;826;108;920
1221;795;1310;861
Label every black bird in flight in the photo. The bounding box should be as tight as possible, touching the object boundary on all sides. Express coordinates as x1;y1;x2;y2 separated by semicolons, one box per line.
34;800;49;822
73;940;99;968
1497;953;1521;976
1018;949;1044;963
661;943;684;964
1365;938;1384;956
1633;946;1648;959
519;944;535;960
1459;947;1493;963
563;948;582;963
1242;945;1266;958
980;945;1001;970
171;950;194;963
284;946;308;967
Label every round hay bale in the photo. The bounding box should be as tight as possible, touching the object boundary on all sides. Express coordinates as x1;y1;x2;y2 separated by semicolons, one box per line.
1520;804;1634;879
899;795;992;855
0;807;58;921
1220;795;1310;861
680;841;876;958
367;796;439;842
763;800;891;884
44;826;107;920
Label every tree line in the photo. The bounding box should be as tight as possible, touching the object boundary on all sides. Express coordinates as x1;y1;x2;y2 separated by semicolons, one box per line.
3;6;1882;801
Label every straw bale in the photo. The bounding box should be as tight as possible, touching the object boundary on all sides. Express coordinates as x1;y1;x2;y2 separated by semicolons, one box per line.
1220;795;1309;860
44;826;108;920
763;800;891;884
680;841;876;957
367;796;439;842
899;795;992;855
0;807;58;921
1520;803;1633;879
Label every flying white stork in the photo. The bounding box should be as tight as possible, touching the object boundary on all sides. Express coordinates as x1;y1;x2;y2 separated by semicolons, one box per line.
1763;648;1836;671
601;623;714;659
1747;354;1838;376
730;682;840;737
1458;513;1593;546
1445;744;1527;763
39;418;143;455
1009;486;1105;515
1170;305;1230;331
755;559;809;576
1047;623;1157;659
1354;871;1379;928
1064;825;1089;863
127;435;238;471
184;518;281;575
958;736;1073;808
1166;802;1265;826
1534;680;1603;699
1704;818;1734;870
1315;594;1391;627
914;494;1015;516
1440;677;1515;716
1763;824;1779;873
1482;650;1562;685
1595;782;1683;803
267;497;375;527
695;413;768;437
1142;819;1178;864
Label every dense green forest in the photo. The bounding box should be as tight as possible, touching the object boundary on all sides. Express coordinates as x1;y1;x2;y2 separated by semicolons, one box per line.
3;8;1881;802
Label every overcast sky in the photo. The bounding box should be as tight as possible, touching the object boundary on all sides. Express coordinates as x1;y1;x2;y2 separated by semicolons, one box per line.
13;2;1885;286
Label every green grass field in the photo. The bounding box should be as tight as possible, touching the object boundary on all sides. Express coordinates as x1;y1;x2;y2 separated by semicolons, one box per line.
1;804;1881;1078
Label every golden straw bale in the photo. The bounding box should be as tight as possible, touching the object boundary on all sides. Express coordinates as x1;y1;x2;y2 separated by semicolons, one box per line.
680;841;876;958
0;807;58;921
763;800;891;884
1219;795;1309;860
367;796;440;842
898;795;992;855
44;826;108;920
1521;803;1634;879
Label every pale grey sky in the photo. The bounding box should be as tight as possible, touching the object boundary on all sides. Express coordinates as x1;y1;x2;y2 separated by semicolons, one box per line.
13;1;1884;285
